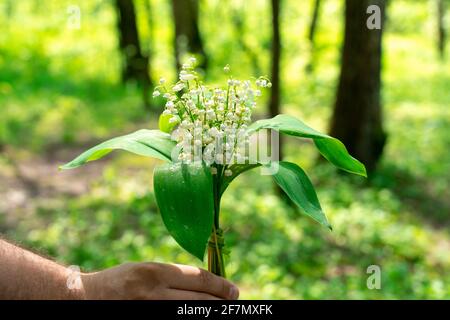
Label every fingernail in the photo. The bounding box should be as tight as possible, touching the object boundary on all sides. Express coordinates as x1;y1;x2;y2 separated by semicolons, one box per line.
229;286;239;300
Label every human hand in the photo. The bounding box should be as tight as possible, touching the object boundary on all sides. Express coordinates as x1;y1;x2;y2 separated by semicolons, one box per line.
81;262;239;300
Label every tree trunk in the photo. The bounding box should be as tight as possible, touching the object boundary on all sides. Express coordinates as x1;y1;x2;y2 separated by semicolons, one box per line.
171;0;207;71
305;0;322;72
329;0;387;173
115;0;151;87
269;0;288;200
308;0;322;45
269;0;282;161
437;0;446;59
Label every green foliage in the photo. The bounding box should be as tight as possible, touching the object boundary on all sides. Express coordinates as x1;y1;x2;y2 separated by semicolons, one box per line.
1;0;449;299
8;158;448;299
154;163;214;260
60;130;175;169
61;112;351;255
271;161;330;229
248;114;367;177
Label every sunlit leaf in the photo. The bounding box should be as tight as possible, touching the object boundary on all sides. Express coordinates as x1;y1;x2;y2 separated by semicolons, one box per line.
153;162;214;260
60;129;175;169
247;114;367;177
271;161;331;229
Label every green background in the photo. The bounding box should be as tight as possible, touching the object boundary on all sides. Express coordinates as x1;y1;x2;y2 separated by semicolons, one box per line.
0;0;449;299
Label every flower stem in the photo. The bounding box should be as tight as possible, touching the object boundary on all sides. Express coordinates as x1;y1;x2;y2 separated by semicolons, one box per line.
209;166;226;277
208;226;226;278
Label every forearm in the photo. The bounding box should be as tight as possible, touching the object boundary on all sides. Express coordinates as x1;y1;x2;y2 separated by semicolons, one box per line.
0;239;239;300
0;239;84;299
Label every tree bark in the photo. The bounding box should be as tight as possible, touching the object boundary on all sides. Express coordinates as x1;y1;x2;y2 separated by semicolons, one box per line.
115;0;151;87
171;0;207;71
308;0;322;45
306;0;322;72
437;0;446;59
329;0;387;173
269;0;282;160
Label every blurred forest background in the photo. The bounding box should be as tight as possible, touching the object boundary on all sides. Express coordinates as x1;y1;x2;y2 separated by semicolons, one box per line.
0;0;449;299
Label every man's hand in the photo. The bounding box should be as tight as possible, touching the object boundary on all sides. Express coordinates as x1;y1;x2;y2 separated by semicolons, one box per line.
0;239;239;300
81;262;239;300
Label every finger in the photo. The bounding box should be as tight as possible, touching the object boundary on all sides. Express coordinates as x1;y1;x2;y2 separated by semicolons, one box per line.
163;288;223;300
163;264;239;300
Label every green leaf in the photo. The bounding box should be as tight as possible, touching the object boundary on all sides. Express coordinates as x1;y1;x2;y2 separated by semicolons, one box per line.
60;129;175;169
271;161;331;229
247;114;367;177
159;113;179;133
313;139;366;177
153;162;214;260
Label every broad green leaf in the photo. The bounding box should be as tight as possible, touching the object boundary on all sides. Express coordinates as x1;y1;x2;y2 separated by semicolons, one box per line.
272;161;331;229
159;113;179;133
247;114;367;177
153;162;214;260
313;139;366;177
60;129;175;169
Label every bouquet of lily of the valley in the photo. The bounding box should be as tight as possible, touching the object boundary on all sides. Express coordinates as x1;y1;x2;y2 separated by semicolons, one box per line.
61;58;366;277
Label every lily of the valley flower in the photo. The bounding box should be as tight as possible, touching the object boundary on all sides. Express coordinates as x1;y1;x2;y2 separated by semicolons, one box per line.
153;59;272;176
